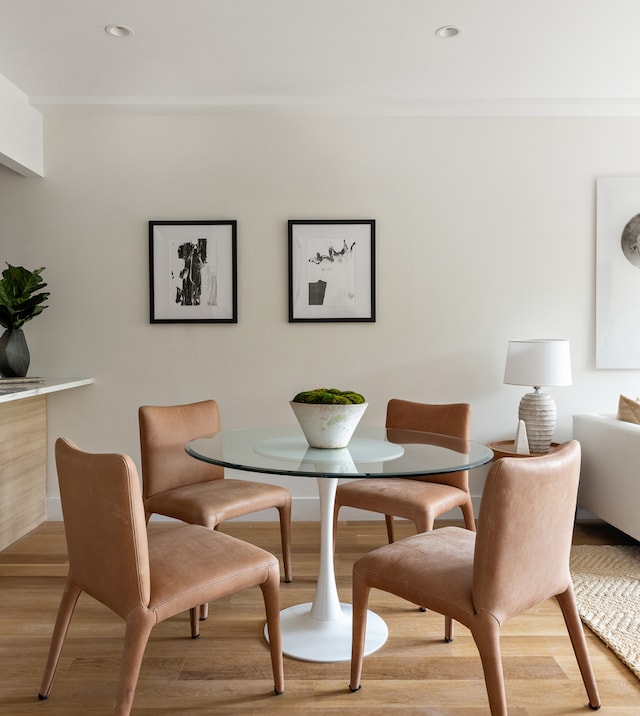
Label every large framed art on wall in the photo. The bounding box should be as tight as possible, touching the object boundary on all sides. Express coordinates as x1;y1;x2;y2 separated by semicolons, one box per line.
596;178;640;368
149;220;237;324
288;219;375;323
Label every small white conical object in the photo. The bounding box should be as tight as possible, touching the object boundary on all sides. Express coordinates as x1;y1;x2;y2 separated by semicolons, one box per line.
514;419;530;454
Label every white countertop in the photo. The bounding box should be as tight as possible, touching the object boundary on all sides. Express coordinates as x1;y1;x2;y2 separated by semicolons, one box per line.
0;378;93;404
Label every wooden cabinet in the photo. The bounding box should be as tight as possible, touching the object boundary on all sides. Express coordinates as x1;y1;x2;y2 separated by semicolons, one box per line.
0;379;92;550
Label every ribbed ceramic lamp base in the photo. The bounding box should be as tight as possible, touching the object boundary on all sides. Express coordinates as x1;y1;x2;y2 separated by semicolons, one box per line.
518;392;556;454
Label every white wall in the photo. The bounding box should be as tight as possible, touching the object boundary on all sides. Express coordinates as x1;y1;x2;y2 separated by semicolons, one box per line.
0;73;43;177
0;111;638;520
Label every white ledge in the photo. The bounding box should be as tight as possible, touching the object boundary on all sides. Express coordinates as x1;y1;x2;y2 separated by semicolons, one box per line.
0;378;93;404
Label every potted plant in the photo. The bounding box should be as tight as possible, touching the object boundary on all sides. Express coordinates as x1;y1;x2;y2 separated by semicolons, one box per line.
0;264;50;378
290;388;368;448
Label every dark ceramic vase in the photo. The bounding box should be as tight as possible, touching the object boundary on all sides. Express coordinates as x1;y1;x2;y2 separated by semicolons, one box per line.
0;328;30;377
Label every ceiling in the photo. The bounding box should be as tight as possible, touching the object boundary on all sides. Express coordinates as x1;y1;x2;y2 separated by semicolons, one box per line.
1;0;640;115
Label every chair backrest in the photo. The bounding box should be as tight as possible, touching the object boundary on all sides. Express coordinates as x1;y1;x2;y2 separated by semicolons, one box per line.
472;440;581;625
385;398;471;490
55;438;151;618
138;400;223;498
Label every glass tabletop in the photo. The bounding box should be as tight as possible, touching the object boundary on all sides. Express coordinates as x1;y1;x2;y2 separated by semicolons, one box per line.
186;425;494;478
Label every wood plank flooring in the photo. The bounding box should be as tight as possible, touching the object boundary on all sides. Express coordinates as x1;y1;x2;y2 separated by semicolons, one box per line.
0;519;639;715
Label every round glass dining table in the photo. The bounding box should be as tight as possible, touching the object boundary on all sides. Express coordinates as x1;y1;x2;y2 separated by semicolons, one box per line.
186;425;493;663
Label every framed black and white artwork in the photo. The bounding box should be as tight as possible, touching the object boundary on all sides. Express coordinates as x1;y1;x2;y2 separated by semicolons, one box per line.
288;219;375;322
596;178;640;367
149;220;237;323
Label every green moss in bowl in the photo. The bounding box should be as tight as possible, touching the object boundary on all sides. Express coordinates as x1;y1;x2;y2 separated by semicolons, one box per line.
292;388;366;405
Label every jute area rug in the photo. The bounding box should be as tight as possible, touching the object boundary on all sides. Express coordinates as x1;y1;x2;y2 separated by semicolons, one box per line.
570;545;640;679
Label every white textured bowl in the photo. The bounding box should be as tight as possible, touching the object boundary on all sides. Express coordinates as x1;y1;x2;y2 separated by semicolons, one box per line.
290;401;368;449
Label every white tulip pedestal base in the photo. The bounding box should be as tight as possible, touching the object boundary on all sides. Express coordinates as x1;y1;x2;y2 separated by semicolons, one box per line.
265;475;389;662
270;601;388;663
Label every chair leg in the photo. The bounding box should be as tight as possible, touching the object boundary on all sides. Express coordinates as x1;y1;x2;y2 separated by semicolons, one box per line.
38;576;82;700
385;514;395;543
278;502;293;583
332;500;341;553
198;522;214;621
472;617;508;716
461;498;476;532
349;570;371;692
260;565;285;695
114;610;155;716
189;607;200;638
444;615;455;642
414;513;436;535
556;586;601;710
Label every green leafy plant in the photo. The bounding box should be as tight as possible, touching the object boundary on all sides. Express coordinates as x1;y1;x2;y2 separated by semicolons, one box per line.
292;388;366;405
0;264;50;330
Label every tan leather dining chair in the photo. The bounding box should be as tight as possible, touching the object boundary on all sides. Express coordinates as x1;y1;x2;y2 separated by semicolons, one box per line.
39;438;284;716
139;400;293;586
349;440;601;715
334;399;473;545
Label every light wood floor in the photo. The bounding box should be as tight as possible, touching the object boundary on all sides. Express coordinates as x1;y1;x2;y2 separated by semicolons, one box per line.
1;519;639;715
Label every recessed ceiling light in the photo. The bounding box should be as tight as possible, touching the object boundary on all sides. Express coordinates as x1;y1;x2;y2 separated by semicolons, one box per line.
435;25;462;39
105;24;134;38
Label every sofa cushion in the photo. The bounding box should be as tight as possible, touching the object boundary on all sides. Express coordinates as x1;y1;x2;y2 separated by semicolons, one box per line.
617;394;640;424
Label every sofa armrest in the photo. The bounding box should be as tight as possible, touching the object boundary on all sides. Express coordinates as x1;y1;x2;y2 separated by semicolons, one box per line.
573;413;640;541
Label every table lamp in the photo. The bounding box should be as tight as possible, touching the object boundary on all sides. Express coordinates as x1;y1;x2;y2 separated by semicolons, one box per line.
503;339;572;454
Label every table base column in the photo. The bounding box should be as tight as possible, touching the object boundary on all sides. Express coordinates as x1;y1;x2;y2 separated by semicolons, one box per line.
264;474;388;662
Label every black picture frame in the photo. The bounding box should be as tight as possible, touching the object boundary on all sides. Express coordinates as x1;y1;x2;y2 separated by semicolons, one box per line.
288;219;376;322
149;220;237;323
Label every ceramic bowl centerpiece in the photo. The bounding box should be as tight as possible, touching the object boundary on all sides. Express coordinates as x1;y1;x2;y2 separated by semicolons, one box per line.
290;388;368;449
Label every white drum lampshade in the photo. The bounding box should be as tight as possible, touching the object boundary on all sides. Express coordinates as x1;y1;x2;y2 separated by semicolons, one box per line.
503;339;572;454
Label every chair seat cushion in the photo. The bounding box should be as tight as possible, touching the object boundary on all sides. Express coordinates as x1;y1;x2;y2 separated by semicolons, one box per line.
354;526;476;625
148;524;279;622
145;479;290;528
337;478;468;522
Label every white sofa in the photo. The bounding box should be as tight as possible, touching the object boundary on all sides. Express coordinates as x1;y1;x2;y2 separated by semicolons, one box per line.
573;413;640;542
